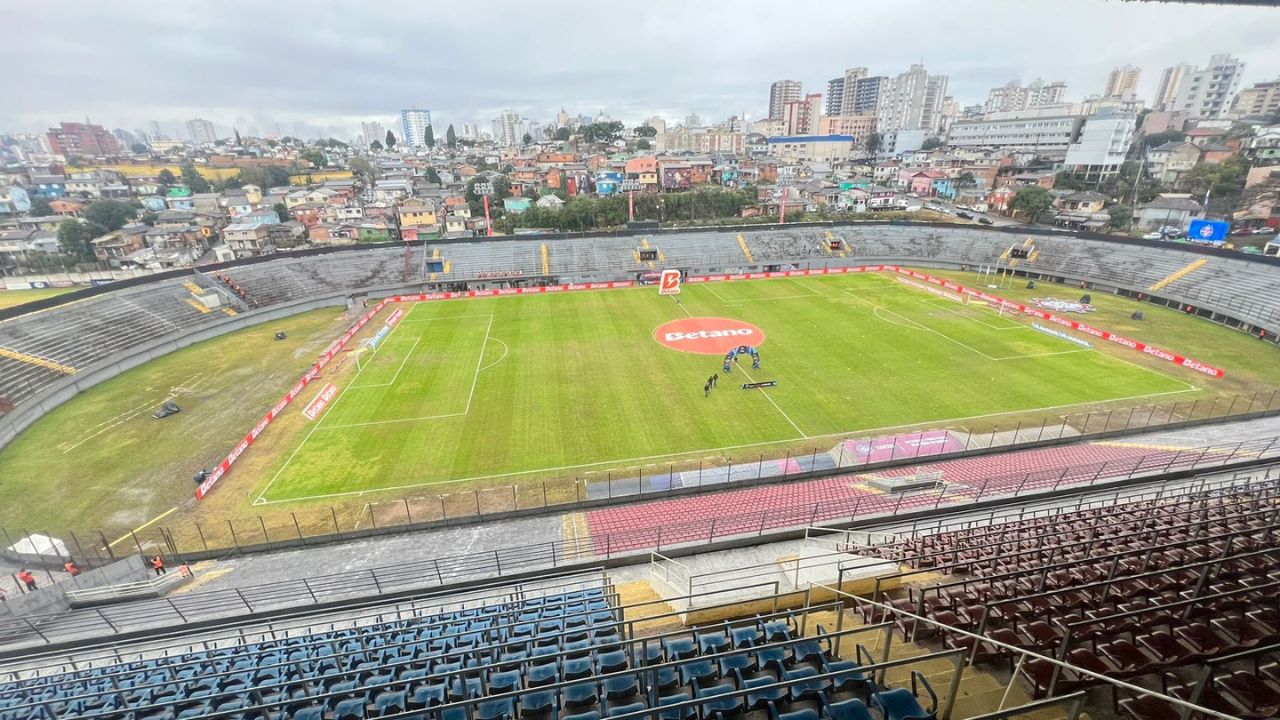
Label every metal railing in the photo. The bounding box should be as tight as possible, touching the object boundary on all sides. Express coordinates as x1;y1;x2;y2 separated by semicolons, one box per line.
3;441;1278;651
6;390;1279;581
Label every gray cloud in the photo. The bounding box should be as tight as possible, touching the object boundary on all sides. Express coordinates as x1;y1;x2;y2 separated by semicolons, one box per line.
2;0;1277;139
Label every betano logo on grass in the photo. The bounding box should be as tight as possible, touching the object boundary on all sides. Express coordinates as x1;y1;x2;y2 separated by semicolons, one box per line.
654;317;765;355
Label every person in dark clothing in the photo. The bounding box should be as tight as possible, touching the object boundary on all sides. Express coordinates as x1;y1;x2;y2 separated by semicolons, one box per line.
704;382;711;398
712;373;719;388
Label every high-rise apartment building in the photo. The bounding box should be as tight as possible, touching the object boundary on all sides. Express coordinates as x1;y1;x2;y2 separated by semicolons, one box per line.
768;80;803;120
491;110;521;147
1153;64;1192;111
361;121;386;148
186;118;217;145
45;122;121;157
984;79;1067;113
400;108;433;147
1172;54;1246;120
782;93;822;135
875;65;949;134
1232;78;1280;119
1103;65;1142;100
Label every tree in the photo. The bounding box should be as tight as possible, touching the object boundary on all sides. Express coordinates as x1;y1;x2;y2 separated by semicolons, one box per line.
553;127;572;142
370;139;383;151
1107;204;1133;230
236;165;293;190
424;167;442;184
636;139;652;150
157;168;177;186
957;172;976;188
635;125;658;138
301;148;327;168
180;162;211;193
349;157;372;179
384;130;397;151
130;142;148;154
57;219;93;258
273;203;289;223
424;125;435;149
140;211;159;227
28;197;53;217
921;136;946;150
446;124;457;148
864;132;882;155
1182;155;1250;216
521;133;533;145
83;200;136;232
1009;185;1054;221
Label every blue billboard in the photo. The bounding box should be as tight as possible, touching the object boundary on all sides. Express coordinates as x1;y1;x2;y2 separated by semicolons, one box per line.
1187;219;1229;244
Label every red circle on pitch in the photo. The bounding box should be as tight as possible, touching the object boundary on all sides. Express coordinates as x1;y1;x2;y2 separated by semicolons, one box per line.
654;317;766;355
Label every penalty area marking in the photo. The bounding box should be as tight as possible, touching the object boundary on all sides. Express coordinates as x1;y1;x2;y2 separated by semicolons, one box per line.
256;383;1199;505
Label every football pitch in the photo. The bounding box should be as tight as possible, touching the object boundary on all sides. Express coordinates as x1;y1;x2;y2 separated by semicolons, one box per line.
255;272;1198;504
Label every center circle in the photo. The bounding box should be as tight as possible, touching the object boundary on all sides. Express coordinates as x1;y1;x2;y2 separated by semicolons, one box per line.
654;317;766;355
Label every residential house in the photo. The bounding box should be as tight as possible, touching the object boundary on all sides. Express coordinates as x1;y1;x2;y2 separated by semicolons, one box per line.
1199;142;1238;165
1184;126;1227;149
1053;191;1110;230
397;198;438;228
659;161;692;191
91;225;148;265
865;185;899;209
144;225;205;253
290;203;323;228
535;195;565;210
444;215;468;235
47;199;84;217
221;222;275;257
986;185;1019;213
30;175;67;198
308;223;358;246
1146;142;1201;185
220;192;254;217
320;205;363;223
1137;194;1204;230
63;177;102;199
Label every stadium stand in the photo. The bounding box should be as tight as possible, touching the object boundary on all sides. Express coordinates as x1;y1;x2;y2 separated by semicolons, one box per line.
4;222;1280;444
0;569;962;720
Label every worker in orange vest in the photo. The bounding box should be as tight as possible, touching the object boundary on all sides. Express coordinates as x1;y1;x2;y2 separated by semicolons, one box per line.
151;555;167;576
16;569;37;591
64;561;81;577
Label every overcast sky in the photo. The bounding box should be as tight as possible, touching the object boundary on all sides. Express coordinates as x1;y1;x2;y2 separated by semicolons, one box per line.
3;0;1278;140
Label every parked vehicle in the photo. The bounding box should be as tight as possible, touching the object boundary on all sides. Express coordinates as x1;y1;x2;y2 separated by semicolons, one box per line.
956;211;974;220
1142;232;1163;240
978;217;993;225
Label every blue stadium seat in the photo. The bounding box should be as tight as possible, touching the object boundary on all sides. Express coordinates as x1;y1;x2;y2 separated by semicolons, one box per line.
606;701;646;718
823;698;874;720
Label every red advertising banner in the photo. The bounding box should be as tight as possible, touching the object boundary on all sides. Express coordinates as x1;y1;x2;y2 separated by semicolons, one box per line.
302;383;339;420
198;262;1221;500
195;298;391;499
889;268;1224;379
385;308;404;326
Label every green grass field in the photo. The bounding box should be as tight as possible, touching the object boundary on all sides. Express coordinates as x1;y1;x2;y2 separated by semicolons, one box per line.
256;273;1197;503
0;287;74;310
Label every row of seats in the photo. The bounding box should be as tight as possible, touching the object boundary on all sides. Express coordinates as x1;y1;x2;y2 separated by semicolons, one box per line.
853;480;1280;713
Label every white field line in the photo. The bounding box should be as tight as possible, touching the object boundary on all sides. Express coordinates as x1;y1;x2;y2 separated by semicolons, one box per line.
673;296;694;317
258;384;1201;505
925;299;1024;331
702;283;730;303
348;337;421;389
735;363;809;439
107;506;179;548
61;374;211;454
265;314;494;482
254;303;420;503
478;338;510;372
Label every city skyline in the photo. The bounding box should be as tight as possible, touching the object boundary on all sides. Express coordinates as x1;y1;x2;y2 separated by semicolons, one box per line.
2;0;1279;141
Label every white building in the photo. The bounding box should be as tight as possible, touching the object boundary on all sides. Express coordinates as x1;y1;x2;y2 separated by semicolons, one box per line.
947;107;1086;158
186;118;216;145
1154;63;1193;111
361;120;386;148
400;108;432;147
984;79;1068;113
766;135;855;163
1171;54;1246;120
1062;108;1136;178
875;64;948;135
491;110;522;147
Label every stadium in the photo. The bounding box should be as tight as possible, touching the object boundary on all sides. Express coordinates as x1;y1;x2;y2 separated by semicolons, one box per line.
2;220;1280;720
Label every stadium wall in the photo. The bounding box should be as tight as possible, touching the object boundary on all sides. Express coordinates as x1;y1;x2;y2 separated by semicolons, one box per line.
2;222;1278;456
